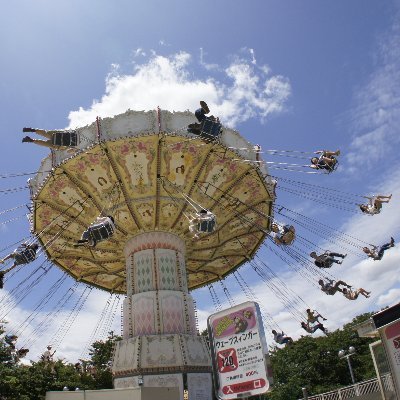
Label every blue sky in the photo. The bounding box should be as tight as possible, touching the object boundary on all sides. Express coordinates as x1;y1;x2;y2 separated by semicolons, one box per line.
0;0;400;361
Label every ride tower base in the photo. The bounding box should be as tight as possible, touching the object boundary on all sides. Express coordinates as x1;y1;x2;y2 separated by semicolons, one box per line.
112;232;212;400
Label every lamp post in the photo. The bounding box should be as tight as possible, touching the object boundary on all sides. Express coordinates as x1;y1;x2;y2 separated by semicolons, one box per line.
338;346;356;384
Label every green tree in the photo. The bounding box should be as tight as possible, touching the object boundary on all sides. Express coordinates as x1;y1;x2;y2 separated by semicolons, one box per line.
88;331;121;389
0;325;121;399
0;314;380;399
265;312;376;400
0;321;22;399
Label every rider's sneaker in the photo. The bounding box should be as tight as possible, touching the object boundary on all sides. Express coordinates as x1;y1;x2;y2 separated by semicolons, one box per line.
200;101;210;114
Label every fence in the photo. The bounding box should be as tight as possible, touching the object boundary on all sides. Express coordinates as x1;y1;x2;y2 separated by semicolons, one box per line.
300;374;395;400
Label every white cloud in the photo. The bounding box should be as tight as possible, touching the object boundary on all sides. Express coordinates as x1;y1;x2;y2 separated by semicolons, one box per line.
249;48;257;65
199;47;219;71
67;51;291;129
222;62;290;125
133;48;146;57
377;288;400;307
3;285;121;362
345;14;400;173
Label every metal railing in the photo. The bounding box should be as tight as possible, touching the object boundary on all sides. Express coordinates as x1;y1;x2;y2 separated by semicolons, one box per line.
300;374;395;400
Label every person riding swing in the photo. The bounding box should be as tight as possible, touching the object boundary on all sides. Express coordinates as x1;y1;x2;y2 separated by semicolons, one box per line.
342;287;371;300
318;278;350;296
301;321;328;335
189;209;216;239
310;251;346;268
75;216;116;247
41;345;56;363
309;150;340;172
272;329;293;346
187;101;222;141
271;223;296;245
363;237;395;261
22;127;78;151
359;195;392;215
0;243;40;289
306;309;327;324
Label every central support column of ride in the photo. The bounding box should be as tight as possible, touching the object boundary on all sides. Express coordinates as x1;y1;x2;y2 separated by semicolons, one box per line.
112;232;212;399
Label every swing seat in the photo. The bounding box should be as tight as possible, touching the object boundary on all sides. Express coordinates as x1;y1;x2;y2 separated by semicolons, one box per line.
15;248;37;264
325;161;338;173
198;217;216;233
274;232;295;245
200;118;222;141
281;227;296;245
322;158;338;174
88;220;115;243
52;130;78;147
272;224;295;245
190;212;217;235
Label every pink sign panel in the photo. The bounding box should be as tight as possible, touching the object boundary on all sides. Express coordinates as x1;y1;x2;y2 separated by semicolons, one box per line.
382;320;400;396
211;305;257;338
208;301;270;400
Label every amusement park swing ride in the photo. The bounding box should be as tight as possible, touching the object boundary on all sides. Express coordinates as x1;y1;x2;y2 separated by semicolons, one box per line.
0;102;394;396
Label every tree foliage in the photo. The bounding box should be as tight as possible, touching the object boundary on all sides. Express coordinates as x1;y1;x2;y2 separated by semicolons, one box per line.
265;312;377;400
0;325;120;400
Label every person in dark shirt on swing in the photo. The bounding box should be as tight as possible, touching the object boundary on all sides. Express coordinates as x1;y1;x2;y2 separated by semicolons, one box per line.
22;127;78;152
363;237;395;260
301;321;328;335
188;101;221;139
318;278;350;295
75;216;116;248
310;251;346;268
0;243;39;289
309;150;340;172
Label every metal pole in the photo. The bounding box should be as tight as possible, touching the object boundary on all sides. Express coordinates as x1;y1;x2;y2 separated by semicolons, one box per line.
346;355;355;385
369;341;387;400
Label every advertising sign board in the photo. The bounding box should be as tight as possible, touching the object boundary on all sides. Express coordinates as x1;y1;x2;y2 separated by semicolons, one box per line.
207;301;270;399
